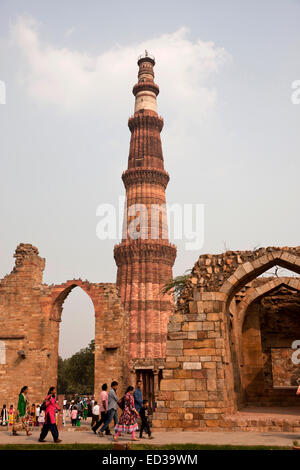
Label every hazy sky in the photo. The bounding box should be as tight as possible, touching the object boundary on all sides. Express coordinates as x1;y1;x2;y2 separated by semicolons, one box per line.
0;0;299;357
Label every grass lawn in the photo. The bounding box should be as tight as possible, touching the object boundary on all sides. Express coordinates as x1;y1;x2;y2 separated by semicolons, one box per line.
0;443;292;450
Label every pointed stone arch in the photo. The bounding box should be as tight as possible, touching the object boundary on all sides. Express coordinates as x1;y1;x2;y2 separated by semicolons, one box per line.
220;250;300;306
155;246;300;430
232;276;300;408
236;276;300;334
50;280;96;323
44;280;130;398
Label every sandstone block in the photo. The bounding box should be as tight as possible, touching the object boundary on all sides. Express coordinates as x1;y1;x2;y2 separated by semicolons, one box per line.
174;391;190;401
160;379;181;391
184;379;196;390
183;362;202;370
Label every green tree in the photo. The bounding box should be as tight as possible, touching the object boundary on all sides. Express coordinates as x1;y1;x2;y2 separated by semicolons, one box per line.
57;340;94;395
57;355;68;394
162;271;191;301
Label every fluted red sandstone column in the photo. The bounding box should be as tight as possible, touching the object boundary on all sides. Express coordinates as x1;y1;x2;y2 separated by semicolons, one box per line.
114;53;176;362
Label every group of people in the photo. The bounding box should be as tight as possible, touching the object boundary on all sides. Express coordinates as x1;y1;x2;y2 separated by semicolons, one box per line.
1;404;14;427
6;380;153;443
1;402;46;428
62;396;91;426
91;380;153;441
2;386;59;435
6;385;61;442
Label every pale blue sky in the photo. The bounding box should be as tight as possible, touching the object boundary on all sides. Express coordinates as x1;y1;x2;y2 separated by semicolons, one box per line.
0;0;299;357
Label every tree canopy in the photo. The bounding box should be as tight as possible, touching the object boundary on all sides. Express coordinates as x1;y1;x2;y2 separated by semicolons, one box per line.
57;340;94;395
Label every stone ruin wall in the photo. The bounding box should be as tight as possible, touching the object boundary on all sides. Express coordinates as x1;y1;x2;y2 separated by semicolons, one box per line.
2;243;300;427
0;244;130;407
153;246;300;431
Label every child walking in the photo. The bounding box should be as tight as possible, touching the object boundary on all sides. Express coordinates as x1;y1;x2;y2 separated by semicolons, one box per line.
71;406;78;426
139;400;153;439
8;405;14;427
1;404;9;426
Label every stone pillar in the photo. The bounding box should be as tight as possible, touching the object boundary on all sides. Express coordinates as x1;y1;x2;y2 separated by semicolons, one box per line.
152;291;235;431
153;369;159;404
57;394;64;430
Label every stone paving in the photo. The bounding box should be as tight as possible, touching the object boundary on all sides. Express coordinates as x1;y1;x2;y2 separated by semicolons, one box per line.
0;428;299;447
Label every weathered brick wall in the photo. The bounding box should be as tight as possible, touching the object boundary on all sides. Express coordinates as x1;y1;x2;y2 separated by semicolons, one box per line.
272;348;300;387
179;246;300;304
153;291;233;431
0;244;129;407
154;247;300;430
3;242;300;424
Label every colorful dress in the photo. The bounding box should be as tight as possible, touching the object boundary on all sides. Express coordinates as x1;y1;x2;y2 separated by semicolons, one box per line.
44;395;60;424
8;407;14;426
28;412;33;428
115;392;139;434
17;393;27;417
13;393;29;433
30;405;36;427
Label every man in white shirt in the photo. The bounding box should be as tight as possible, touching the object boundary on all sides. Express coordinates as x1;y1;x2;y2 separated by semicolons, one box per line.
92;401;100;427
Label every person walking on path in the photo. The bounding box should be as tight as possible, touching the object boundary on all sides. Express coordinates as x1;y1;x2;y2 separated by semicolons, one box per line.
71;406;78;426
97;381;119;437
92;383;110;435
139;400;153;439
1;404;8;426
38;409;45;427
91;401;100;427
38;386;61;443
12;386;32;436
113;386;139;442
8;405;14;427
133;380;143;414
87;397;93;418
30;403;37;427
36;404;40;427
83;400;88;421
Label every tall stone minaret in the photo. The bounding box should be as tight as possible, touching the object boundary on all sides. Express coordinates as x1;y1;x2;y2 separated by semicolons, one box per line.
114;52;176;376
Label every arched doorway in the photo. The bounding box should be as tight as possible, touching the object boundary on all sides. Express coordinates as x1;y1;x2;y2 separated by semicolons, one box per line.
228;273;300;409
51;283;95;397
59;287;95;359
240;283;300;407
58;286;95;396
219;251;300;414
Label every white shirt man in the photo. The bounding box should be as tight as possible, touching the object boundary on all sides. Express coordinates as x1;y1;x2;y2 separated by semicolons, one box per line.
93;403;100;416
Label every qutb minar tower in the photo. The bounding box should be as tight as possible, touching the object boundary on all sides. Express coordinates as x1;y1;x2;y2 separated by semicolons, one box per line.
114;52;176;392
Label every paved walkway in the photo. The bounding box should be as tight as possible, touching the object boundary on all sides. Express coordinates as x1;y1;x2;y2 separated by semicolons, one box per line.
226;407;300;421
0;428;299;447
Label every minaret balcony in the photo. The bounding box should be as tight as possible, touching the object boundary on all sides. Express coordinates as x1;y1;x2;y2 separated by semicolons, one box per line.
132;81;159;97
122;167;170;189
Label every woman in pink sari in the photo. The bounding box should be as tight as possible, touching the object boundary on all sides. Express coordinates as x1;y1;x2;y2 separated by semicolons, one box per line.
114;386;139;441
38;386;61;443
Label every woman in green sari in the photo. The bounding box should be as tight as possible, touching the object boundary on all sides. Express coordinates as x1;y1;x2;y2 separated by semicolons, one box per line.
12;386;32;436
83;400;88;421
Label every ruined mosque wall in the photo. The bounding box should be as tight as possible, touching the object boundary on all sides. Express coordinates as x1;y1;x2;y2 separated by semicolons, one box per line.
0;244;129;406
153;246;300;431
